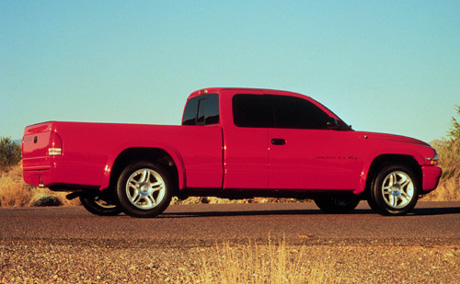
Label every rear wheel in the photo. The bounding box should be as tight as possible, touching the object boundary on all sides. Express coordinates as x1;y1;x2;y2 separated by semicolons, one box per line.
314;197;360;214
368;164;419;216
79;193;122;216
116;161;172;218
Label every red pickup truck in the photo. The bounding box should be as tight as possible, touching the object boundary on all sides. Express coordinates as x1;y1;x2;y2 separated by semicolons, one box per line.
22;88;441;217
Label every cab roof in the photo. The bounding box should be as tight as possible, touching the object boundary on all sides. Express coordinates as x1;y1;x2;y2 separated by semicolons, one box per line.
187;87;311;100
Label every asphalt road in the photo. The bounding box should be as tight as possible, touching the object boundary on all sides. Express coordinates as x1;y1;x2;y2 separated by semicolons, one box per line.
1;201;460;247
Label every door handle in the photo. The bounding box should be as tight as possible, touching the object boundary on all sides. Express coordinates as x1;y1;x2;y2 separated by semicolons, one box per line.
271;138;286;145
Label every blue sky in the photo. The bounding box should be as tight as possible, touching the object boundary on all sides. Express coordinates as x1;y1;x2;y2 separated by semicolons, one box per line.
1;1;459;142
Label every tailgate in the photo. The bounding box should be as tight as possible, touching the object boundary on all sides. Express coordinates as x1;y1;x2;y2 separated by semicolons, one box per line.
22;122;62;170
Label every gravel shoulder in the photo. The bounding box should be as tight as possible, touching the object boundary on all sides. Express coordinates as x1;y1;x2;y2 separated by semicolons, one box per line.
1;203;460;283
1;238;459;283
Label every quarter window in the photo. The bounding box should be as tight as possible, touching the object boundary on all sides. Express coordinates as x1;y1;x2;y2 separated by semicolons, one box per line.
182;94;220;126
205;94;219;125
182;97;199;125
197;98;206;125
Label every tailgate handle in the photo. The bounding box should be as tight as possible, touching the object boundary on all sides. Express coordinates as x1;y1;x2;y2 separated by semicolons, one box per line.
271;138;286;145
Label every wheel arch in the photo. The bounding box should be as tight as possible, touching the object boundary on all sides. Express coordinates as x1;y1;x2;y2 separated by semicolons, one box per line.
103;147;184;194
363;154;422;194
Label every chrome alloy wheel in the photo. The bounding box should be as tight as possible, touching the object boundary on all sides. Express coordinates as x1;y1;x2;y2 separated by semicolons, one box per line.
381;171;414;209
126;168;166;210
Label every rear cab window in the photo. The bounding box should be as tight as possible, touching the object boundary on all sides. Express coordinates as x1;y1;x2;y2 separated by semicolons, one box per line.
182;94;219;126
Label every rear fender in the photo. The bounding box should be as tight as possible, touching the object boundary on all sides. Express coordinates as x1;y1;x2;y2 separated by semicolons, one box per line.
100;143;186;191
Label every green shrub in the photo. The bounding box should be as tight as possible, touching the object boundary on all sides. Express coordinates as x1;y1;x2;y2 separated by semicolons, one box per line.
448;105;460;142
0;137;21;171
30;193;63;207
425;105;460;201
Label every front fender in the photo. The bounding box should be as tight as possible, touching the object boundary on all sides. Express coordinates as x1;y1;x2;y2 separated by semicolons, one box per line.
353;153;424;195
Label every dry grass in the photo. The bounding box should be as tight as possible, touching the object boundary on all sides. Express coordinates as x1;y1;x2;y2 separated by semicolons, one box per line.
0;165;33;207
423;139;460;201
0;163;79;207
199;236;336;284
423;178;460;201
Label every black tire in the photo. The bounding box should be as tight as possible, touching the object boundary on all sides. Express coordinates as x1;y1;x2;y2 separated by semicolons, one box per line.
116;161;172;218
368;164;419;216
79;193;122;216
314;197;360;214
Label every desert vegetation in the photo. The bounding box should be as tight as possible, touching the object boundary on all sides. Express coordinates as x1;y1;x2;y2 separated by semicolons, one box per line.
0;137;21;171
423;138;460;201
0;137;78;206
423;105;460;201
198;237;335;284
0;162;79;207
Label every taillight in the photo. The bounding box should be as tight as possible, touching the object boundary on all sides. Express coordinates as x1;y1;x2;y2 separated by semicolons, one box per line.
48;148;62;156
48;132;62;156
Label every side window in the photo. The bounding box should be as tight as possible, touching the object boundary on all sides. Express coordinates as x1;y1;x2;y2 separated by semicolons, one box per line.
271;95;331;129
197;98;206;125
182;94;219;126
182;97;199;125
232;95;274;128
206;94;220;125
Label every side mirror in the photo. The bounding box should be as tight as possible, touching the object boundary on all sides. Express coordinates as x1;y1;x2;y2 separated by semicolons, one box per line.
326;117;340;130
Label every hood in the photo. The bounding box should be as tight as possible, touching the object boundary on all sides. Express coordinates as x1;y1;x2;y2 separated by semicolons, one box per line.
357;131;431;147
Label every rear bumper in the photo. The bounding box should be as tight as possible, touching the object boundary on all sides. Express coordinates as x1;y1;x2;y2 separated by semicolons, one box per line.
23;169;51;188
23;159;105;191
421;165;442;193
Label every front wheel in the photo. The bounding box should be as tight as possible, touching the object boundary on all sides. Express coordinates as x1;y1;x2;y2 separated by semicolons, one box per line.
368;164;419;216
116;161;172;218
314;197;360;214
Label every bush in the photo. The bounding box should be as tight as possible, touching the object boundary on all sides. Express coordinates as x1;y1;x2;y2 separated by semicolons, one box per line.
448;105;460;142
0;164;81;207
30;193;63;207
424;105;460;201
0;137;21;171
425;139;460;201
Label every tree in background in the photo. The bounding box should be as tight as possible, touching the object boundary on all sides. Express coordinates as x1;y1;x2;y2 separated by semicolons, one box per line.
439;104;460;190
0;137;21;171
448;105;460;142
420;106;460;201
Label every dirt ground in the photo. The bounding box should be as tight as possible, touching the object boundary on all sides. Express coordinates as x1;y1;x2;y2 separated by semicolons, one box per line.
1;238;459;283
